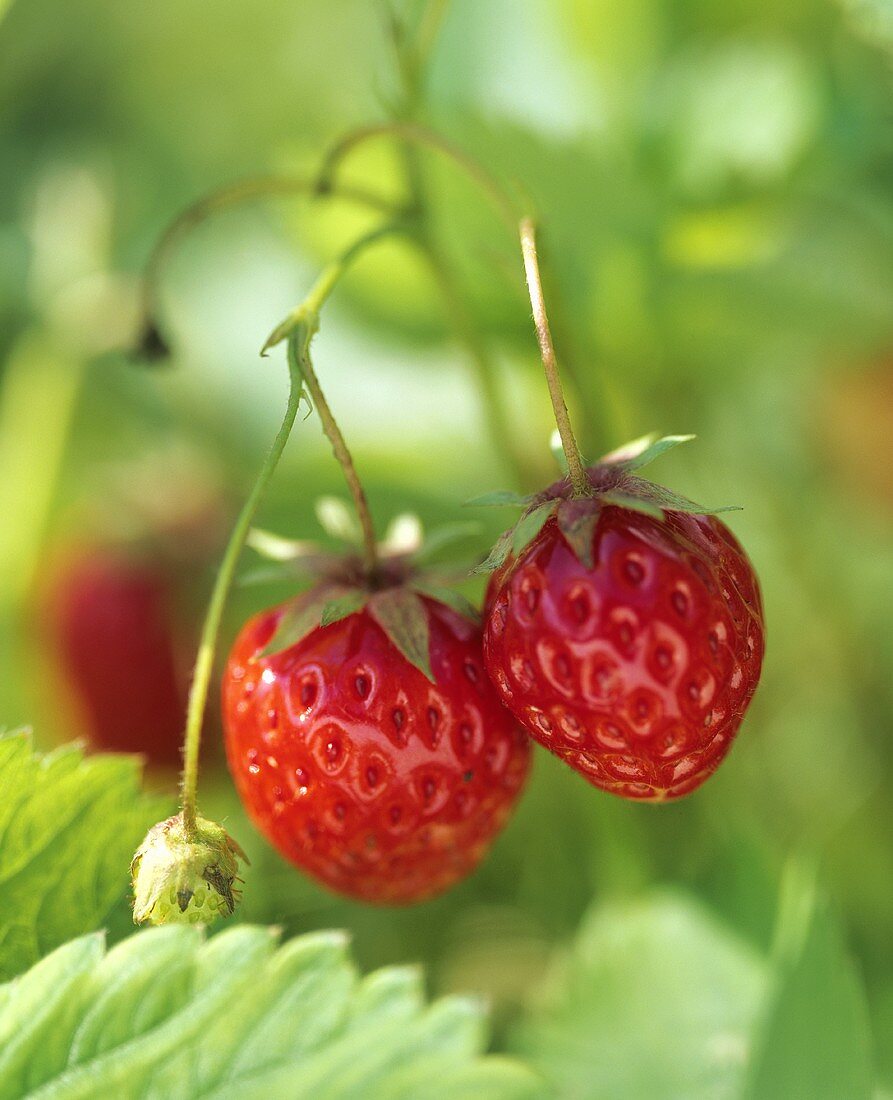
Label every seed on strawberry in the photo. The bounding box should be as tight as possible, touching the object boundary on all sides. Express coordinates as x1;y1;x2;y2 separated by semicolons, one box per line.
222;590;530;904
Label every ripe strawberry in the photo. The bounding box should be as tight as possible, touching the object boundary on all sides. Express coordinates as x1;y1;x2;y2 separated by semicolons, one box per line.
44;549;188;768
478;436;765;800
223;588;530;904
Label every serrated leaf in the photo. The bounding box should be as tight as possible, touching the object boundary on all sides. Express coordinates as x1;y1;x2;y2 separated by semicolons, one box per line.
741;865;874;1100
465;491;533;509
511;501;557;556
0;732;170;981
413;522;482;564
601;433;695;471
511;892;767;1100
410;581;480;623
315;497;363;545
368;589;434;682
320;590;368;627
471;527;515;576
261;589;338;656
556;500;600;569
0;926;541;1099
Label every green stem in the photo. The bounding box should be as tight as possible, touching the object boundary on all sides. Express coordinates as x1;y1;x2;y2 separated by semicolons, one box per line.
180;350;303;835
519;216;590;497
142;175;397;330
264;222;410;576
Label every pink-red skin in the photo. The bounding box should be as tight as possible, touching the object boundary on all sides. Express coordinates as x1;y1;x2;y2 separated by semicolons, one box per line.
483;507;764;800
222;594;530;904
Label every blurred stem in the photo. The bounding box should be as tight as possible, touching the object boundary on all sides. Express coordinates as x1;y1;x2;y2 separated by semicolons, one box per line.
180;348;303;835
142;175;397;330
519;217;589;497
317;121;518;232
0;334;86;611
382;10;530;488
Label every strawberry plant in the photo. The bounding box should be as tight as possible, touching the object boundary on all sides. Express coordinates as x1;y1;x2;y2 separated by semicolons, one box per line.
2;0;890;1094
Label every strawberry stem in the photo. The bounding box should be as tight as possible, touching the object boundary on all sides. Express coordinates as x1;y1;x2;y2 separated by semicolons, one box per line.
519;217;590;498
180;345;304;836
265;224;410;577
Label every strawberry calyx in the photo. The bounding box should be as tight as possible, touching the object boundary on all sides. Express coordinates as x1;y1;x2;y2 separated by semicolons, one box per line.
242;502;481;682
471;433;741;573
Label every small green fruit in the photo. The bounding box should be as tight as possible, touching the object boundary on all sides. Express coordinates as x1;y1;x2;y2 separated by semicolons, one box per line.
131;813;245;925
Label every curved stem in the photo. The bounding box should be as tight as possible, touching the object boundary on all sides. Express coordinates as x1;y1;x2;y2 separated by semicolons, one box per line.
519;216;589;497
180;350;303;835
265;222;410;575
298;346;378;577
317;121;519;233
142;175;397;327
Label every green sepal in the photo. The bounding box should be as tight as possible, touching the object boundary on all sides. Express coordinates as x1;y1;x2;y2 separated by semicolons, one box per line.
410;580;481;624
315;496;363;546
261;587;347;657
511;500;558;555
247;527;322;563
599;432;695;471
320;589;368;626
599;491;666;520
369;588;434;682
263;306;319;358
556;500;600;569
465;490;533;508
471;527;515;576
626;477;742;515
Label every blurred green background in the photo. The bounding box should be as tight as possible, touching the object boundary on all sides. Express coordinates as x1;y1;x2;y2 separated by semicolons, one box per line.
2;0;892;1093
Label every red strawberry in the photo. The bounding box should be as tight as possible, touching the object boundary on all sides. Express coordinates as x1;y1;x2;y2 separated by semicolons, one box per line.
222;588;530;904
44;550;188;767
478;436;765;800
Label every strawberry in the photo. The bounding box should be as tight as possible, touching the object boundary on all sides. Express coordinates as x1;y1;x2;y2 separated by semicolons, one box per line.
221;506;530;904
477;435;765;801
44;549;189;768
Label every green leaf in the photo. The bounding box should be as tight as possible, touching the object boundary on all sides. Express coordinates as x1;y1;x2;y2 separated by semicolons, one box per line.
465;491;533;509
511;892;767;1100
0;926;542;1099
0;732;170;982
260;589;335;656
410;581;480;623
511;502;557;556
320;589;368;626
742;865;875;1100
369;588;434;682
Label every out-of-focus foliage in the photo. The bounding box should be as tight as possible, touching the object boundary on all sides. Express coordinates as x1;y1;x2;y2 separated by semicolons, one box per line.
1;0;892;1092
